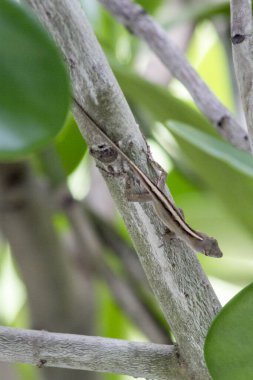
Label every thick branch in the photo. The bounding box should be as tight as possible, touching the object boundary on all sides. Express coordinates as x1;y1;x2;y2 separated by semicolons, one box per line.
99;0;249;151
0;326;187;379
230;0;253;150
22;1;221;378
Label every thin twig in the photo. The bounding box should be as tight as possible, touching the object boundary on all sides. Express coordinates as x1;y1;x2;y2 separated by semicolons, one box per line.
230;0;253;151
99;0;250;151
0;326;187;379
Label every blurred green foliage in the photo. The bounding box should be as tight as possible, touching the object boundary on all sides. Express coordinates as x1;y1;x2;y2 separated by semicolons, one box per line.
0;0;252;379
113;64;215;135
167;122;253;234
164;2;230;30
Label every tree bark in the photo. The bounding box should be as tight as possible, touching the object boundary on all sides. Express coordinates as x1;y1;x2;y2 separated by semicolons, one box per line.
0;326;188;379
230;0;253;151
21;1;221;378
99;0;249;151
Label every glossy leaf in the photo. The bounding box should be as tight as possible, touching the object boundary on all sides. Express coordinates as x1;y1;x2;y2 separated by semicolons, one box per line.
55;113;87;175
205;283;253;380
167;121;253;233
0;0;70;159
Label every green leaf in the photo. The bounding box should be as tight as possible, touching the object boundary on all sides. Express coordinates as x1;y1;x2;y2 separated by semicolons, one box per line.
167;121;253;233
112;64;216;136
0;0;70;159
55;113;87;175
205;283;253;380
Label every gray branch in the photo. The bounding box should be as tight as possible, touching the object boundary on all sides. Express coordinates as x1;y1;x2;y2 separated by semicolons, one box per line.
230;0;253;151
22;1;221;378
99;0;249;151
0;326;187;379
0;162;98;380
63;195;171;344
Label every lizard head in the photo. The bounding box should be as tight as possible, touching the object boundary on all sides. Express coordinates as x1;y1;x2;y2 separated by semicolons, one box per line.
202;237;223;258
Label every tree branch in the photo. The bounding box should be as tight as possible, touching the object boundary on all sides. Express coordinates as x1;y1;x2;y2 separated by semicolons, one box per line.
62;194;171;344
230;0;253;151
99;0;250;151
0;326;187;379
22;1;221;378
0;162;98;380
42;149;171;344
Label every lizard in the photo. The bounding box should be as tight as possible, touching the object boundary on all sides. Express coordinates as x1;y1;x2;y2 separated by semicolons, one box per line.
73;98;223;258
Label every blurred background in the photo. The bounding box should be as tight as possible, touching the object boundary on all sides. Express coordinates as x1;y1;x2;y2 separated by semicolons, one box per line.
0;0;253;379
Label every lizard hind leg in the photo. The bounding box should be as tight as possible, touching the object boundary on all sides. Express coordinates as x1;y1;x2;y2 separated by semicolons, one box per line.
125;173;153;202
158;228;177;248
162;228;177;240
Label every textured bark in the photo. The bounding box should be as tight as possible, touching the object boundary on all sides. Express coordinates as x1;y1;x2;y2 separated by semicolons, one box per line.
22;1;221;378
0;326;187;379
230;0;253;151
